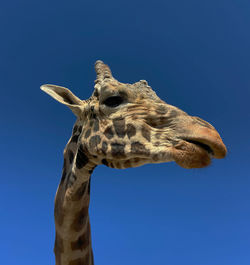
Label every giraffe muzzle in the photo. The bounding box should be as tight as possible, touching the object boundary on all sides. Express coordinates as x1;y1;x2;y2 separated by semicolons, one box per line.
171;116;227;168
183;124;227;159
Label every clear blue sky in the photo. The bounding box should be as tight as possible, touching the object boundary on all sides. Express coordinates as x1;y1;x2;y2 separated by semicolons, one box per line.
1;0;249;264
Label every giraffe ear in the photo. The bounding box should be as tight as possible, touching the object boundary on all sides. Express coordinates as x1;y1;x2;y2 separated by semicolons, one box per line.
40;84;84;116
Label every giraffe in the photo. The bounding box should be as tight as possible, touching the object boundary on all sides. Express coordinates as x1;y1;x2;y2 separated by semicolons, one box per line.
41;60;227;265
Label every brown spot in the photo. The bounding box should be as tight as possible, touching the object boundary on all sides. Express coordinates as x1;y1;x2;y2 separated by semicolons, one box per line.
71;231;89;251
93;120;99;132
145;117;156;127
71;206;89;232
71;182;88;201
70;134;79;143
141;126;151;142
111;143;126;158
78;126;83;133
102;141;108;155
104;126;114;139
89;135;101;150
131;142;150;156
54;233;64;265
73;125;78;134
102;159;109;166
68;150;74;164
94;89;99;97
76;145;89;169
84;129;91;139
61;159;67;182
113;118;126;138
126;124;136;138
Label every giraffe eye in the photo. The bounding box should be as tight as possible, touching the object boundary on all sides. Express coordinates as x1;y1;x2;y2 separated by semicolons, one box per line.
103;96;124;108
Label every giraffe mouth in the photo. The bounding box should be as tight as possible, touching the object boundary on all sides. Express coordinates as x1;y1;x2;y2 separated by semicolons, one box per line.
184;139;214;157
172;139;216;168
172;128;226;168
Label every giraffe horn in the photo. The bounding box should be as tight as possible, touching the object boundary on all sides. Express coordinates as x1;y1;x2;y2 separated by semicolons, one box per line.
94;60;114;85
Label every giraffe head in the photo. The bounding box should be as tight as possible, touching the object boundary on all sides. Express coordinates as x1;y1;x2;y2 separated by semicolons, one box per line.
41;60;226;169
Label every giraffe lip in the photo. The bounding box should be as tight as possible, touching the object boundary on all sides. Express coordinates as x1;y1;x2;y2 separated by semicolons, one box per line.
184;139;214;156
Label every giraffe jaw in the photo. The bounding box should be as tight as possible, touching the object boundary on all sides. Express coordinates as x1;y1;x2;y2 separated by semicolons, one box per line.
171;140;213;169
172;134;227;169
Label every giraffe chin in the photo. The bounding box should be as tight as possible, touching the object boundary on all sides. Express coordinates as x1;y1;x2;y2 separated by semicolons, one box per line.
172;141;212;169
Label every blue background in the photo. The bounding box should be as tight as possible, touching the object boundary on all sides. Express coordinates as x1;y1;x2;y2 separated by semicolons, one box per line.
1;0;249;264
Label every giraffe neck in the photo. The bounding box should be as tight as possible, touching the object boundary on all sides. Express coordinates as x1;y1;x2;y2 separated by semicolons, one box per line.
54;124;96;265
